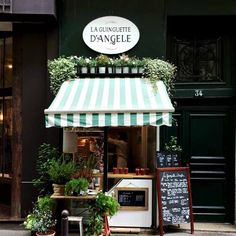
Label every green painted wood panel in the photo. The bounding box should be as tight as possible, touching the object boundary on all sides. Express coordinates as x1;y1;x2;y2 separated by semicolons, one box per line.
161;106;235;223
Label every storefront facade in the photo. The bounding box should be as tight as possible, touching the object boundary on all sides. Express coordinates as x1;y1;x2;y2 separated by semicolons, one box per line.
58;0;236;224
1;0;236;229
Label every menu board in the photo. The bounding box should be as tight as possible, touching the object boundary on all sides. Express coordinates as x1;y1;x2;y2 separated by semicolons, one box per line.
156;151;181;168
115;187;148;210
156;167;194;236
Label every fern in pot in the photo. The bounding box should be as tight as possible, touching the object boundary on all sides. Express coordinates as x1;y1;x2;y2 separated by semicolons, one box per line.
47;156;77;196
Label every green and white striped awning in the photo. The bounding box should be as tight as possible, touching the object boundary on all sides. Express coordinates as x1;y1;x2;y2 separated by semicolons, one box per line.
44;78;174;128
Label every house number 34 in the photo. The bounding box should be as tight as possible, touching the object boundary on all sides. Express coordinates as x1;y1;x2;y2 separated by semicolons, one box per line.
194;89;203;97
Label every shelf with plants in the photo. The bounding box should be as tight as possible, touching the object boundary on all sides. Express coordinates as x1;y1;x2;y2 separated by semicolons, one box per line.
48;54;177;97
77;72;143;78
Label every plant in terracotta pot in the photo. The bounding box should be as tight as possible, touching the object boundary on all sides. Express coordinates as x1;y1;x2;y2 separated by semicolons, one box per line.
24;196;56;236
47;156;77;196
85;192;120;235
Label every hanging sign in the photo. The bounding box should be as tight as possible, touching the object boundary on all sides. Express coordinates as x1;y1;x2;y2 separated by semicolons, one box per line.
82;16;140;54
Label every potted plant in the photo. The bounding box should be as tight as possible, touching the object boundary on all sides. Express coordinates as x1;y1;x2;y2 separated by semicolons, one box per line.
143;58;177;96
164;136;182;167
24;196;56;236
113;57;123;74
107;57;114;73
73;154;99;182
47;156;77;196
164;136;182;153
33;143;59;195
65;178;89;196
88;57;98;73
95;54;110;73
48;56;77;95
128;56;140;73
77;56;90;73
86;192;120;235
119;53;130;73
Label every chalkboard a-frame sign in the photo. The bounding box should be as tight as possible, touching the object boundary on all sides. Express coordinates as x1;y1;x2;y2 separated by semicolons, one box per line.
156;167;194;236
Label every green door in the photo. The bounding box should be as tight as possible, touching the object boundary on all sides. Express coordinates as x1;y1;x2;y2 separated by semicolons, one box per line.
161;105;235;223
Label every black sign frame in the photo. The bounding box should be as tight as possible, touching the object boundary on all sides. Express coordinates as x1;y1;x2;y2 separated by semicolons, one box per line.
114;187;148;211
156;167;194;236
156;151;181;168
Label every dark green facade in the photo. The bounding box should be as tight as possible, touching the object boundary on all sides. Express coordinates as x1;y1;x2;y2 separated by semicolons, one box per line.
58;0;236;223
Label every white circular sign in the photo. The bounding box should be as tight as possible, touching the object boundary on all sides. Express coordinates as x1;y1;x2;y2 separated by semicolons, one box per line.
82;16;140;55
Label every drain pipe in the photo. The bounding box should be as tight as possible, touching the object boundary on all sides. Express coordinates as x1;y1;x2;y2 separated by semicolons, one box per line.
61;209;69;236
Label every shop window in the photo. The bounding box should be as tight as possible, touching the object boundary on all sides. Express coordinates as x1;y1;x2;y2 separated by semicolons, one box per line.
0;34;12;219
0;36;12;178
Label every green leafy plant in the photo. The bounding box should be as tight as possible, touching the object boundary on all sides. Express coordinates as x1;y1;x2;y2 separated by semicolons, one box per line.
77;56;91;67
143;58;177;96
118;53;130;66
85;192;120;236
89;57;98;67
128;56;142;67
73;154;99;181
33;143;59;195
164;136;182;152
65;178;89;196
24;196;56;234
95;54;110;66
48;56;77;95
47;156;77;184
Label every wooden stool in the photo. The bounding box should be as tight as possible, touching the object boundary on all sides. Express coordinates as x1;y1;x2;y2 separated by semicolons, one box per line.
68;216;83;236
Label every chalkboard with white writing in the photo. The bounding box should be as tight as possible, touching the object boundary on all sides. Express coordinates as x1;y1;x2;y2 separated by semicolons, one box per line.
115;187;148;210
156;167;194;236
156;151;181;168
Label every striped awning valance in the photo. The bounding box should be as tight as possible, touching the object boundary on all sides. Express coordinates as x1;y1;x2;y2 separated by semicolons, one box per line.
44;78;174;128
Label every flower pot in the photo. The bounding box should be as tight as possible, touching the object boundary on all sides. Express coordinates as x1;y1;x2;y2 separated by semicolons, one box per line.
115;66;122;74
90;67;96;73
81;66;88;74
107;67;113;73
98;66;106;74
131;67;138;73
122;66;129;74
52;183;65;196
36;230;56;236
138;67;144;73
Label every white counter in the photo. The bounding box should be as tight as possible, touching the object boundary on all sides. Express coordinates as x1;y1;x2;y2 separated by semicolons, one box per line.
109;179;152;228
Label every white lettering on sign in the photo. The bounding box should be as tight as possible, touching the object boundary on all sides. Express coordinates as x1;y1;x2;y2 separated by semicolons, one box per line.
82;16;140;54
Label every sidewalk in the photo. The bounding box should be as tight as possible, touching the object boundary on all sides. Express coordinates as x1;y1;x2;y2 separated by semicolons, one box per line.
1;223;236;236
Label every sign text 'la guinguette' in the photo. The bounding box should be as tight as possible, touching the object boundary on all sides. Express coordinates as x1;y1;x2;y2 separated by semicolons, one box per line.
82;16;140;54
